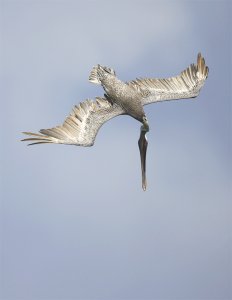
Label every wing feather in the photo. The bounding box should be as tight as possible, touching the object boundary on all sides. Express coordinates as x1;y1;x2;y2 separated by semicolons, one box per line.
127;53;209;105
22;97;125;146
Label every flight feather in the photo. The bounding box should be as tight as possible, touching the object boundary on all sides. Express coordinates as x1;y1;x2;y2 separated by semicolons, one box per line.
127;53;209;105
22;97;125;146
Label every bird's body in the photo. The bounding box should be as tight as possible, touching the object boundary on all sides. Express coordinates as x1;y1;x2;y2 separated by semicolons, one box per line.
89;65;145;122
22;53;209;190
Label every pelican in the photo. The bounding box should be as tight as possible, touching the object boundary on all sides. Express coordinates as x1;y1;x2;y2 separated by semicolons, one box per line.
22;53;209;190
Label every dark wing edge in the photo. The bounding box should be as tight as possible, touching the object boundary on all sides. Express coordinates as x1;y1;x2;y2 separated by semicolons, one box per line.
21;97;125;146
127;53;209;105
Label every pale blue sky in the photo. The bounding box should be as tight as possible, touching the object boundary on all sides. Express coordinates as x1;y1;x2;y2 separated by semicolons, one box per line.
0;0;231;299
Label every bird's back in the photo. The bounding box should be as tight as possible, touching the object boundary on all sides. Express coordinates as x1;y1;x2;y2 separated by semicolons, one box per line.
89;65;145;123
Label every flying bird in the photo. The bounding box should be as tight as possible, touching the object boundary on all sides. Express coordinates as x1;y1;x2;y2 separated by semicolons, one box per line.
22;53;209;190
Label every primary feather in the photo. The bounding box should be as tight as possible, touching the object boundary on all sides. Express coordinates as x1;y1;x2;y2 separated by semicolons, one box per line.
22;97;125;146
127;53;209;105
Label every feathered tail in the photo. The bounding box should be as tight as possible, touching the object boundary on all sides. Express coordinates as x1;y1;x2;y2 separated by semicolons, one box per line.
89;64;116;85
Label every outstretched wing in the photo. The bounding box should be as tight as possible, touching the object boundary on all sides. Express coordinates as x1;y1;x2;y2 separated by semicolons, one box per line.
22;97;125;146
127;53;209;105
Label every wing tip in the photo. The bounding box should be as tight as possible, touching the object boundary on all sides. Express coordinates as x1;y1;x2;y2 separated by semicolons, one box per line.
21;131;54;145
196;52;209;79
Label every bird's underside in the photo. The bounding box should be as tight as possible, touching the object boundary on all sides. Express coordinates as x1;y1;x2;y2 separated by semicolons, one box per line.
22;53;208;147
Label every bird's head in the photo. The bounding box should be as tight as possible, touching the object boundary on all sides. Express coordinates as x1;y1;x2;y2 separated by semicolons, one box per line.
141;116;149;133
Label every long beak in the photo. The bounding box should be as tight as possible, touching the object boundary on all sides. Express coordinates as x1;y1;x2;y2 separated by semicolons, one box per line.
138;130;148;191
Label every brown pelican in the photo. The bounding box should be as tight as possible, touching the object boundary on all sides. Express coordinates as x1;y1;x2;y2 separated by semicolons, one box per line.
22;53;208;190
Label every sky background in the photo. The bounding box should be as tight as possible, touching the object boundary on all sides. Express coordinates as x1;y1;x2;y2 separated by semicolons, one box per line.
0;0;231;299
